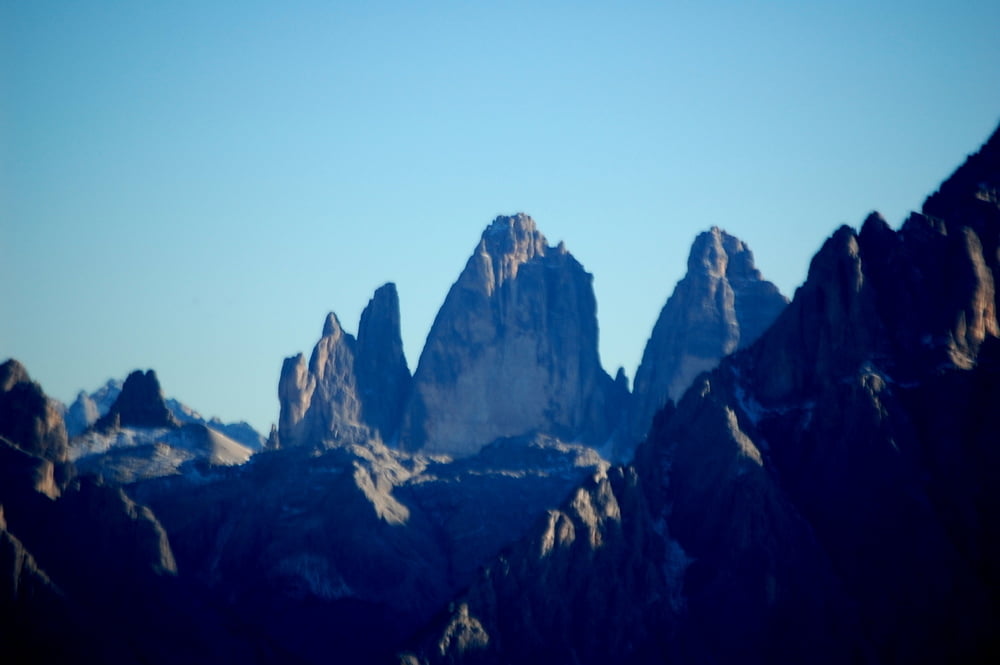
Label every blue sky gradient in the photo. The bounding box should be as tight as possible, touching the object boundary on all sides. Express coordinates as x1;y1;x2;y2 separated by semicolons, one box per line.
3;2;999;433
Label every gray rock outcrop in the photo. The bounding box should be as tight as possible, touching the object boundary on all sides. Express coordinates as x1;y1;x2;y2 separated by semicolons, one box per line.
628;228;786;450
401;214;626;457
278;282;411;448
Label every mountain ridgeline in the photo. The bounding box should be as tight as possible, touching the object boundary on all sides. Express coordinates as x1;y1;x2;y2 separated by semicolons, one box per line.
4;123;999;664
278;213;784;460
404;125;1000;664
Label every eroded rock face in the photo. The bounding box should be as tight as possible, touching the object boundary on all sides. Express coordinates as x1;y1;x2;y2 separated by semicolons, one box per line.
628;228;786;451
402;214;626;457
278;283;411;448
0;359;69;462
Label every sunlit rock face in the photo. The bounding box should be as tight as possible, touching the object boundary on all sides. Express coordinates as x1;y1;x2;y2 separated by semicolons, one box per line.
401;214;627;457
278;282;411;448
627;227;786;454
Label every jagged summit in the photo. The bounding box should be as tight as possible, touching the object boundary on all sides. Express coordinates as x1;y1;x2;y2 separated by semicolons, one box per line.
278;282;411;448
95;369;179;431
0;358;31;391
467;213;549;294
401;213;626;457
627;226;786;452
356;283;410;443
483;212;538;238
322;311;344;337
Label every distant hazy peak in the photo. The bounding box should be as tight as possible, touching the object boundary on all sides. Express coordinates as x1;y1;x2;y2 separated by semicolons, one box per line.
95;369;180;431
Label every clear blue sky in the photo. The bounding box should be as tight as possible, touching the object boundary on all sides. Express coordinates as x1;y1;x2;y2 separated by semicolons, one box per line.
3;1;998;434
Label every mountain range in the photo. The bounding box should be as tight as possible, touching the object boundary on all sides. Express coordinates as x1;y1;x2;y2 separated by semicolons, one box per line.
2;123;999;664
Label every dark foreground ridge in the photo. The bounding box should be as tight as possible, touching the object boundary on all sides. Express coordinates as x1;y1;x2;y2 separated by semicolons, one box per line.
404;122;1000;664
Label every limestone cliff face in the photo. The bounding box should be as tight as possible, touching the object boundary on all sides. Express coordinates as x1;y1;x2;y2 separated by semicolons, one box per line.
279;283;411;448
628;228;786;449
401;214;625;457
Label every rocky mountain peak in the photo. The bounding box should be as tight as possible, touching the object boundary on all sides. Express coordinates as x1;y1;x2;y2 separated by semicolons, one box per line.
278;283;411;448
687;226;731;275
475;213;548;289
358;283;402;347
627;228;786;453
95;370;180;431
0;358;31;392
356;282;411;443
0;359;69;462
322;311;345;338
402;214;625;457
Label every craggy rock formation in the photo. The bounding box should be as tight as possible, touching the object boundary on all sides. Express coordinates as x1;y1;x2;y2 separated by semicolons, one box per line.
405;125;1000;664
402;464;686;665
66;377;264;449
279;282;411;448
0;359;69;462
356;283;412;444
627;228;786;453
67;369;253;483
94;369;180;431
402;214;626;457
